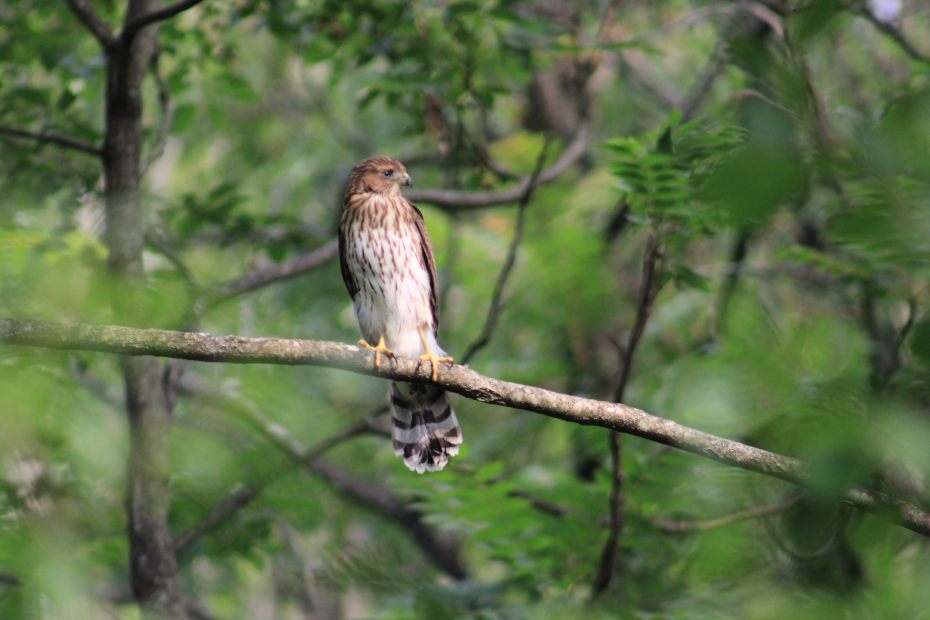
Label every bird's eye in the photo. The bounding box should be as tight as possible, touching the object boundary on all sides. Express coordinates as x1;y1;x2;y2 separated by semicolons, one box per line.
382;170;392;178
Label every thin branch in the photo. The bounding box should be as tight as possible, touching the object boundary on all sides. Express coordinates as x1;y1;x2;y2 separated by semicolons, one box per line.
207;238;339;302
612;233;662;403
680;48;728;123
2;319;930;537
460;138;553;364
508;489;569;517
145;229;197;287
121;0;208;43
173;486;259;554
0;124;102;157
62;0;115;47
403;124;587;211
175;381;466;578
651;496;802;534
173;382;381;553
853;3;930;65
593;232;664;598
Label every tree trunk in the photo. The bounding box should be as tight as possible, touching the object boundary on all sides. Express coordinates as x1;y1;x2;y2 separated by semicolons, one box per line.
103;1;189;616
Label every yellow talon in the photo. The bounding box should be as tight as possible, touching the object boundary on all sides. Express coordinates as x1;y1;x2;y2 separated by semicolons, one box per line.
359;334;394;369
417;326;453;381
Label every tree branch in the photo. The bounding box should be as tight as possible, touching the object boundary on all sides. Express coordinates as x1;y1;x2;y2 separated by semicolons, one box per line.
2;318;930;537
173;381;381;553
852;3;930;65
403;124;587;211
460;138;552;364
121;0;208;43
174;380;466;578
62;0;115;47
650;496;802;534
207;238;339;302
593;232;664;598
0;124;102;157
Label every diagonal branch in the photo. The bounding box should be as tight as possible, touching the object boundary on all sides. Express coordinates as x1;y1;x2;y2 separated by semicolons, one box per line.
174;381;466;578
121;0;208;43
650;495;802;533
207;238;339;303
0;124;102;157
2;318;930;538
171;414;378;554
460;137;553;364
593;232;664;598
852;3;930;65
62;0;115;47
404;124;587;211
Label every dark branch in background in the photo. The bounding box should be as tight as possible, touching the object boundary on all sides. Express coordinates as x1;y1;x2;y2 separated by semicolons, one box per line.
62;0;115;47
650;496;801;534
174;379;467;579
460;138;553;364
121;0;208;43
3;319;930;538
852;3;930;65
404;124;587;211
714;230;750;338
593;232;664;598
0;124;102;156
172;383;381;553
680;48;728;123
145;229;197;287
508;489;569;517
207;238;339;303
310;459;468;580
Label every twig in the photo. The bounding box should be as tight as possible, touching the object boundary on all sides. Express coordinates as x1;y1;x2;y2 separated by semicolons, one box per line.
3;318;930;538
61;0;115;47
461;137;553;364
121;0;208;43
173;485;260;553
508;489;569;517
404;124;587;211
145;229;197;287
853;3;930;65
680;48;728;123
651;496;802;533
172;385;383;553
174;381;466;578
207;238;339;302
0;124;102;157
593;232;664;598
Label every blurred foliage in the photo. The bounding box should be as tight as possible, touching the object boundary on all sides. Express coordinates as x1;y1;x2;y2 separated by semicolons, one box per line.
2;0;930;618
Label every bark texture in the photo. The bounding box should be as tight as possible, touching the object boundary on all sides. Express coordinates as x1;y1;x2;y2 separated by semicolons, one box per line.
100;0;190;615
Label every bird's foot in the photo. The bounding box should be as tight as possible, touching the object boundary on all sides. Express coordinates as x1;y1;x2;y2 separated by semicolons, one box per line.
359;336;395;369
418;351;454;382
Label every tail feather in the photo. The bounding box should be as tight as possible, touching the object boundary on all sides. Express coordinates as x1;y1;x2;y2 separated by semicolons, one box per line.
390;381;461;473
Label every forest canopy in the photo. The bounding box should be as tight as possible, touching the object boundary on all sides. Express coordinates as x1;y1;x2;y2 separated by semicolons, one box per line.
1;0;930;618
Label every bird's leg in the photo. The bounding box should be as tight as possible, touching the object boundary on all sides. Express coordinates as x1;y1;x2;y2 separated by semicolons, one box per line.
359;334;395;369
417;326;453;382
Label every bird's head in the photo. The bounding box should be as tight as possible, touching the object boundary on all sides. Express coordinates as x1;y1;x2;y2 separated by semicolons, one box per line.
348;156;413;196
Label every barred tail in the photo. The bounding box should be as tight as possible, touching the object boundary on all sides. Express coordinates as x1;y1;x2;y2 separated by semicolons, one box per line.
390;381;461;473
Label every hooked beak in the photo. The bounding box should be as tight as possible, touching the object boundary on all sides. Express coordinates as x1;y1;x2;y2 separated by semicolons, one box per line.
402;173;413;187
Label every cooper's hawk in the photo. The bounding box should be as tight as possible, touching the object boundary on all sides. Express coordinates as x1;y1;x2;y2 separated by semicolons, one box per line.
339;156;461;473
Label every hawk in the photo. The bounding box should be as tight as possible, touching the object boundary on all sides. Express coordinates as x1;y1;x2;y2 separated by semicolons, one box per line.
339;156;461;473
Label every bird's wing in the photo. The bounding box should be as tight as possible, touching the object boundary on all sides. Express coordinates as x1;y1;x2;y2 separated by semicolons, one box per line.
409;200;441;334
337;211;359;301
